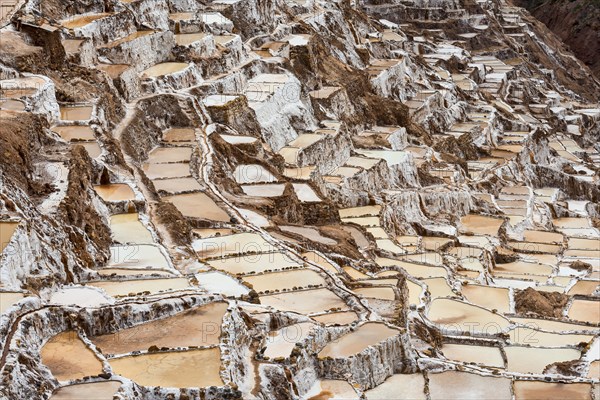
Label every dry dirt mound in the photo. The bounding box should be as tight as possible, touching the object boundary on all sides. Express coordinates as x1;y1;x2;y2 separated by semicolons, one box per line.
514;287;569;318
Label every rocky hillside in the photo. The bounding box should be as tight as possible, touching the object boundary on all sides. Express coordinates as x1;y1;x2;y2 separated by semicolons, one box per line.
512;0;600;78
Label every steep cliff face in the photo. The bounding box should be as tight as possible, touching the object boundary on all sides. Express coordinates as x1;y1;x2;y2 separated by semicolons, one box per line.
512;0;600;78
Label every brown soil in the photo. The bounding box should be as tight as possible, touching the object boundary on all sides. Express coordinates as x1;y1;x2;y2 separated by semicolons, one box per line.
513;0;600;78
58;145;112;269
514;287;569;318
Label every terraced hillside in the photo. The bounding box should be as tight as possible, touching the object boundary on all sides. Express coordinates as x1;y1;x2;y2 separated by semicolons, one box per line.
0;0;599;399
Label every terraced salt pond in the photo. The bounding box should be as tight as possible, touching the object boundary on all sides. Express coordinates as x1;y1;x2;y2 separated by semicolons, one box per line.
426;298;511;333
141;62;189;78
280;225;337;245
143;162;191;179
504;346;581;374
568;299;600;324
264;322;315;359
196;271;249;296
51;125;95;142
50;381;122;400
108;244;169;269
461;284;511;313
312;311;358;326
94;184;135;202
59;105;93;121
41;332;103;381
260;288;347;314
0;292;24;313
163;192;229;221
364;373;426;399
208;251;301;274
307;380;358;400
193;232;272;258
87;277;190;297
110;348;223;387
60;13;112;29
513;381;593;400
147;147;192;163
318;322;398;358
1;221;20;252
441;343;504;368
234;164;277;184
152;177;202;193
428;371;511;400
109;213;153;244
92;302;227;353
243;269;327;292
241;183;286;197
459;214;504;235
50;286;113;307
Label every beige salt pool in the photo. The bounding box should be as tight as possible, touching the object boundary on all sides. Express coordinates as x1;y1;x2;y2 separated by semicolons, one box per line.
292;183;321;202
513;381;592;400
318;322;399;358
343;266;370;280
241;183;286;197
426;298;511;334
41;331;103;381
60;13;112;29
568;299;600;324
50;286;113;307
141;62;189;78
353;287;395;301
108;244;169;269
162;127;196;142
110;348;223;388
423;277;454;299
280;226;337;245
60;105;93;121
260;288;347;315
195;271;249;296
234;164;277;184
81;142;102;159
87;277;190;297
0;292;24;313
152;177;202;194
312;311;358;326
175;33;209;46
50;381;122;400
193;232;272;259
441;343;504;368
208;251;300;275
243;269;326;292
504;346;581;374
147;147;192;164
338;205;381;218
51;125;95;142
143;162;191;179
303;251;339;274
92;302;227;354
376;257;447;279
364;373;425;399
508;327;593;347
0;221;19;252
428;371;511;400
264;322;315;359
461;284;511;313
94;184;135;202
163;192;229;222
459;214;505;236
110;213;153;244
307;380;358;400
98;268;173;277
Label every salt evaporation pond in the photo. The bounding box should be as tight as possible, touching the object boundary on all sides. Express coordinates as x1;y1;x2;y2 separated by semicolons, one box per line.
364;373;426;400
260;288;347;315
428;371;511;400
264;322;315;359
41;332;103;381
92;302;227;353
110;348;223;388
318;322;398;358
50;381;122;400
